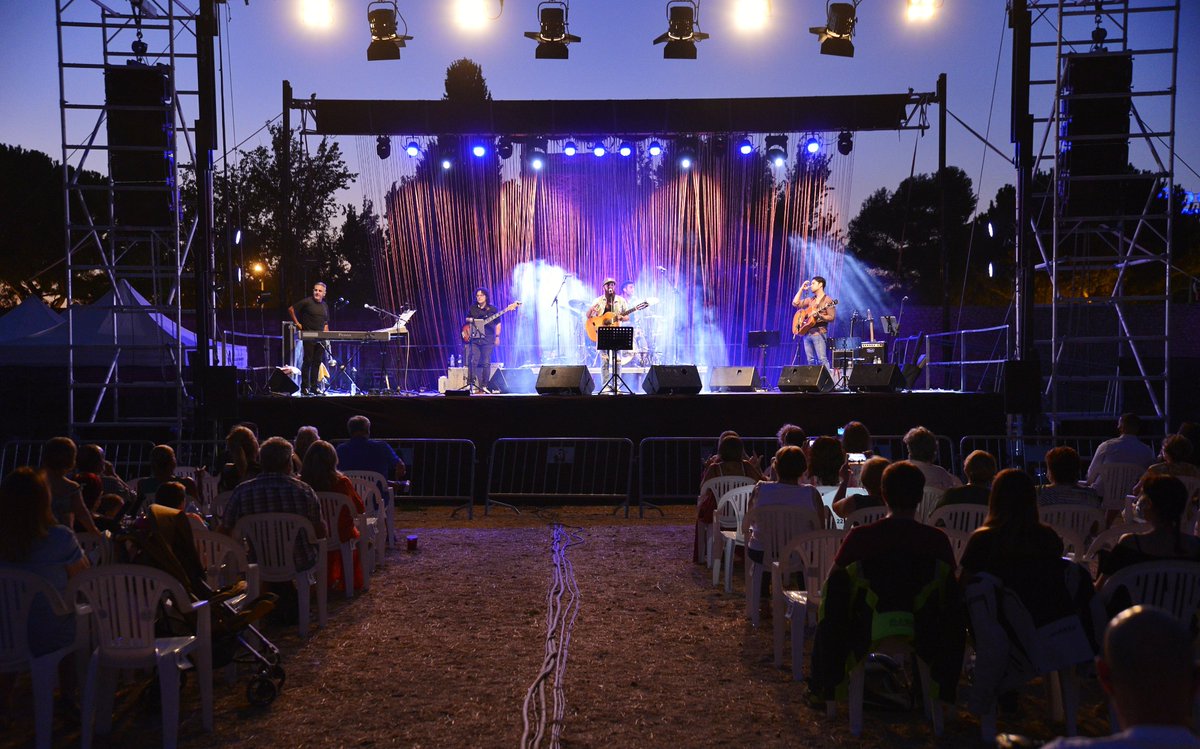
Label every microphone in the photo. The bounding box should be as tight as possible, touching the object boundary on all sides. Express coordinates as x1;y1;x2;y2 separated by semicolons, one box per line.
657;266;667;272
564;273;574;278
363;303;372;309
902;296;909;302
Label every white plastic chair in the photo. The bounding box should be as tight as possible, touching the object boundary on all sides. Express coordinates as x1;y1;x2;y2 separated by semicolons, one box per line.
836;639;944;738
209;490;234;521
68;564;213;749
844;505;887;529
710;485;755;592
744;504;822;627
316;491;371;599
942;527;973;565
0;569;87;749
928;504;988;533
343;473;386;569
192;527;260;599
232;513;328;637
1099;560;1200;627
343;470;395;552
1081;524;1151;577
75;531;111;566
770;528;844;679
1090;462;1147;511
697;475;755;567
1039;505;1104;560
915;487;945;524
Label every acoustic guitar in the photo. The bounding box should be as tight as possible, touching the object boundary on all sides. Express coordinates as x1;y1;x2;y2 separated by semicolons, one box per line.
461;301;521;343
586;300;651;343
792;297;838;337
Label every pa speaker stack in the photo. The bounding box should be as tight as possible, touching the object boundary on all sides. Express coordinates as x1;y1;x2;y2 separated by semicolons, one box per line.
708;366;760;392
777;365;834;393
847;363;905;393
535;365;594;395
642;366;702;395
267;368;300;395
489;368;538;394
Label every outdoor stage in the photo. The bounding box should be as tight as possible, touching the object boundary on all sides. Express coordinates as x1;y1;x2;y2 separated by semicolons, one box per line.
237;389;1006;451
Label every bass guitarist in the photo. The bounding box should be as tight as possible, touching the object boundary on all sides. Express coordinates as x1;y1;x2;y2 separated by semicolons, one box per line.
464;288;504;392
791;276;836;370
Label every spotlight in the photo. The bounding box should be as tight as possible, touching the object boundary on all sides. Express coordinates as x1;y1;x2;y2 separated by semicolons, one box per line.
803;136;821;155
906;0;936;22
367;0;414;61
563;141;577;156
764;134;787;167
526;138;548;171
618;141;633;157
472;143;488;158
648;141;663;157
441;157;453;170
677;137;698;169
737;137;754;155
809;2;856;58
498;137;514;159
524;1;581;59
592;142;607;157
653;1;710;60
376;135;391;160
405;140;420;157
837;131;853;155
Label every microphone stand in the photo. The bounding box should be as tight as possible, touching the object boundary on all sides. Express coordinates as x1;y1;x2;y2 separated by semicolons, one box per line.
364;303;408;394
550;275;568;363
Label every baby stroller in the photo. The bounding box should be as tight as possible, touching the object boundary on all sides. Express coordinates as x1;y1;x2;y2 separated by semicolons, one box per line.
123;505;286;705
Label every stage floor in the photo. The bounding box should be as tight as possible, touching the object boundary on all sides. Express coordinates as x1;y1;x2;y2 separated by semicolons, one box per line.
236;389;1006;451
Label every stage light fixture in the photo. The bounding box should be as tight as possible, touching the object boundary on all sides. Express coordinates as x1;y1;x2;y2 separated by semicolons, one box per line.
738;138;754;155
367;0;414;61
837;131;853;155
648;141;663;157
732;0;770;32
441;157;453;170
526;138;548;171
472;143;488;158
803;136;821;155
498;137;514;159
906;0;936;22
405;140;420;157
376;135;391;159
592;142;607;157
809;1;856;58
618;141;633;157
653;1;710;60
524;1;581;59
764;134;787;167
677;137;698;169
563;140;578;156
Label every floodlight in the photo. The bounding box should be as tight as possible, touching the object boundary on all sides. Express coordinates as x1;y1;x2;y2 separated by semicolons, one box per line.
653;1;710;60
906;0;936;22
524;1;581;59
803;136;821;155
367;1;414;61
618;141;634;157
764;134;787;167
376;135;391;159
809;2;856;58
472;143;488;158
441;158;453;170
592;143;607;157
676;137;698;169
648;141;663;157
405;140;420;157
738;138;754;155
837;131;853;155
498;137;514;159
563;141;577;156
526;138;548;171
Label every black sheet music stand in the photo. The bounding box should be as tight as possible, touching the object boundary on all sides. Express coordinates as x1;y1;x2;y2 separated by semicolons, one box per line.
747;330;779;381
597;326;635;395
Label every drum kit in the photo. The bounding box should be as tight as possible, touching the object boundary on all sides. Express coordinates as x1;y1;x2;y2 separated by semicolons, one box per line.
565;298;664;367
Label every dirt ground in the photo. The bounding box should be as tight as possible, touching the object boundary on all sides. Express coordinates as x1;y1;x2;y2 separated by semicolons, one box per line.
1;504;1114;748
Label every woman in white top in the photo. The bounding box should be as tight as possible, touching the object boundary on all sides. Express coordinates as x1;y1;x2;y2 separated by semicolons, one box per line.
743;447;827;600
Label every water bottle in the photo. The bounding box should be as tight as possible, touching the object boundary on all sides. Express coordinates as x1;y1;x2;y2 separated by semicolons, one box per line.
448;354;454;369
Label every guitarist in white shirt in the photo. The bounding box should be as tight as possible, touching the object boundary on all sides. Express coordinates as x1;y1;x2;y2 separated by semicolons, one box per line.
791;276;836;370
464;288;501;392
587;278;630;384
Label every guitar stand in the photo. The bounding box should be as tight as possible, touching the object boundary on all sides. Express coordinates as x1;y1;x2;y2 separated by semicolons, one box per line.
596;326;636;396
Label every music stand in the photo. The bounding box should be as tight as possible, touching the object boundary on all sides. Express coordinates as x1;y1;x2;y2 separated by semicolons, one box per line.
881;315;899;336
747;330;779;384
597;326;635;395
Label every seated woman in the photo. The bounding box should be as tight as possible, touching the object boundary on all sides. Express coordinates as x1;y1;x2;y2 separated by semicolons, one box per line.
0;468;89;704
1037;446;1101;507
961;469;1065;586
839;420;872;488
695;433;763;564
218;425;261;492
741;446;825;598
760;424;806;481
133;445;200;519
806;436;845;517
831;456;889;519
1096;474;1200;591
301;440;366;592
1133;434;1200;495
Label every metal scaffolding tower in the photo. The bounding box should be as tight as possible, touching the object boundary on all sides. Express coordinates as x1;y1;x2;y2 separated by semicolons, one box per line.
56;0;202;437
1027;0;1179;430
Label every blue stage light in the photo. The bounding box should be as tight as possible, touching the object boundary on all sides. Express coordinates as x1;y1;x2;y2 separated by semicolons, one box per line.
563;141;577;156
619;141;633;157
680;157;692;169
531;155;544;170
593;143;607;157
472;144;487;158
738;138;754;155
405;141;420;157
441;158;452;170
648;141;663;157
804;137;821;155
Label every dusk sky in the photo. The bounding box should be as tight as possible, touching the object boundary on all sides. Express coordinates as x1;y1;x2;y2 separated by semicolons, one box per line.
2;1;1195;223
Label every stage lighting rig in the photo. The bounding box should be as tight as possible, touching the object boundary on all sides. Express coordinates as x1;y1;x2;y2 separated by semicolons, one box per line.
376;135;391;160
676;137;698;169
809;1;857;58
525;1;581;59
738;138;754;155
837;131;853;155
765;135;787;167
803;136;821;155
648;141;663;157
367;1;414;61
526;138;548;171
405;140;421;157
653;1;710;60
563;141;578;156
498;137;514;159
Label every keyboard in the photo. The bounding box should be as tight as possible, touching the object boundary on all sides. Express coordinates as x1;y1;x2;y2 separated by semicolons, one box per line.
299;329;406;342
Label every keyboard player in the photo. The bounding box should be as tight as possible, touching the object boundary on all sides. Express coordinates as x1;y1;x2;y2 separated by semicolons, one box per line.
288;281;330;396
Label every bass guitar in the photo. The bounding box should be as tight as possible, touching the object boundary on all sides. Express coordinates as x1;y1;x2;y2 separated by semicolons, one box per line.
586;300;652;343
792;298;838;337
461;301;521;343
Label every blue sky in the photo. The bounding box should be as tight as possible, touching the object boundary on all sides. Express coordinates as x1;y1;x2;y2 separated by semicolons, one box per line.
2;0;1195;219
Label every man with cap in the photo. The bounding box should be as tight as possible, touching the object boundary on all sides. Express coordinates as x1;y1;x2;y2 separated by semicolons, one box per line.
587;278;632;388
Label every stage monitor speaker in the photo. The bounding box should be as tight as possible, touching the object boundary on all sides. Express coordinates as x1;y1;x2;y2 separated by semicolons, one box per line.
848;363;905;393
642;365;702;395
489;368;537;394
1003;358;1042;414
708;366;760;393
267;368;300;395
535;365;594;395
777;365;833;393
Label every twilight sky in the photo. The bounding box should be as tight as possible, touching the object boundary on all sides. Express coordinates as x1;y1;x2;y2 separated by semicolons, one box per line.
1;0;1195;221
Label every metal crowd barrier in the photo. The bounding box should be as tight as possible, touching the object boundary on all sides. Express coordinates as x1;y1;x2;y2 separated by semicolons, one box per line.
868;434;959;475
959;434;1162;481
172;440;228;474
637;436;779;506
330;437;477;514
1;439;156;480
487;437;634;515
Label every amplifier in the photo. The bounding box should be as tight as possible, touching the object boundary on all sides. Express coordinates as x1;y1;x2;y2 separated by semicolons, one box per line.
857;342;886;364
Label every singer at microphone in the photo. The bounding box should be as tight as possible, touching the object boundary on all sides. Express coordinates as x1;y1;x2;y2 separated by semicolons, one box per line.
288;280;331;396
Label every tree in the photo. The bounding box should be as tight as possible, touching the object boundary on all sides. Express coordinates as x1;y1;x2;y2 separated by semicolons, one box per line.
443;58;493;102
317;199;385;305
846;167;977;303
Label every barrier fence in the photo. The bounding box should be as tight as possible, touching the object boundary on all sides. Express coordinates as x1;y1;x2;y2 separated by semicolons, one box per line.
487;438;634;515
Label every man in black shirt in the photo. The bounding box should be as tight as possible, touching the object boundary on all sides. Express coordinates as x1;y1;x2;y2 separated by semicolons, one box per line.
288;281;330;395
463;287;500;392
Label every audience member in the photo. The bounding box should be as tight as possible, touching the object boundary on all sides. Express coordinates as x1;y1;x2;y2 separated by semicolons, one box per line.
133;445;200;517
1086;413;1156;492
839;420;873;488
219;425;261;492
903;426;962;491
1042;606;1200;748
831;456;888;518
93;492;125;533
806;436;844;488
739;446;824;600
336;416;407;482
75;444;131;504
695;434;763;563
936;450;996;510
301;440;366;592
1038;446;1101;507
293;426;321;465
762;424;806;481
1177;422;1200;469
41;437;100;536
1096;474;1200;590
1134;434;1200;494
136;480;204;529
221;437;326;573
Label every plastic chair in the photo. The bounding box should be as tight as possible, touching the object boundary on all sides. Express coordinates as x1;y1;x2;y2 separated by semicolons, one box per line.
192;527;260;599
1090;462;1148;511
75;531;111;566
710;485;755;592
744;504;822;627
928;504;987;533
209;490;234;521
837;639;943;738
316;491;371;599
232;513;328;637
343;473;386;569
844;505;887;529
1039;505;1104;560
1099;560;1200;628
0;569;87;749
67;564;213;749
697;475;756;567
1081;524;1150;577
770;528;844;679
343;470;395;552
942;527;972;565
916;487;945;524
